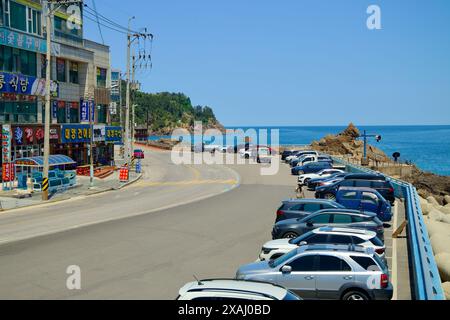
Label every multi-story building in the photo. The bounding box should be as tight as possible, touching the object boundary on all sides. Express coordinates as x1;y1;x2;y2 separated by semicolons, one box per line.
0;0;120;172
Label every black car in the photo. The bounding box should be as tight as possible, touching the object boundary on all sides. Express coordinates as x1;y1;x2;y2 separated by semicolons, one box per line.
315;174;396;205
281;150;298;161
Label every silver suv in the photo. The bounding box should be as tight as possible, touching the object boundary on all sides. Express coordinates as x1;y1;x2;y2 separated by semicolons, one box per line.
236;244;393;300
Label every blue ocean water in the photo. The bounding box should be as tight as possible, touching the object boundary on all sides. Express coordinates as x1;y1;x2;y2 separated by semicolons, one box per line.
149;126;450;176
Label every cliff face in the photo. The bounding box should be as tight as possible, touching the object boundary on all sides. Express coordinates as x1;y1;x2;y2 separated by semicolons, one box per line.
311;123;389;162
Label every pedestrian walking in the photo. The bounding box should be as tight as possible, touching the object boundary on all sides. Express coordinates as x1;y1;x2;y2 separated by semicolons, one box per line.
296;184;305;199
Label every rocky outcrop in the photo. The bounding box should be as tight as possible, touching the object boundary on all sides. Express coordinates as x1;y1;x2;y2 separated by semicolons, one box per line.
311;123;389;162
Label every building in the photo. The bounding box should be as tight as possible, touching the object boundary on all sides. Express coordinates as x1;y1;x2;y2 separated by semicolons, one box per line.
0;0;121;175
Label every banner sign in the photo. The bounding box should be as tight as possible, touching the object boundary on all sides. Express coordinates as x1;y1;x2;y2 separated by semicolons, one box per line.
11;126;57;145
0;27;46;54
62;124;92;143
2;163;14;182
80;99;95;122
52;101;58;119
93;125;106;142
105;126;123;144
2;124;12;163
0;72;59;97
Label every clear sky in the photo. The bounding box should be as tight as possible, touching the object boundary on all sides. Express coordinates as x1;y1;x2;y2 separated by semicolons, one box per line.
83;0;450;126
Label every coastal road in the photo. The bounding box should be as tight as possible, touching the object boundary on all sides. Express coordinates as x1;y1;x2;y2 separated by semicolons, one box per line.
0;148;296;299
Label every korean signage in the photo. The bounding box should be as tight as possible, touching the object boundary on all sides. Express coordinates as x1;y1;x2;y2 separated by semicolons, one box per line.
105;126;123;144
2;163;14;182
0;72;59;97
62;124;92;143
93;125;106;142
11;126;59;146
0;27;46;54
111;70;121;102
80;99;95;123
2;125;12;163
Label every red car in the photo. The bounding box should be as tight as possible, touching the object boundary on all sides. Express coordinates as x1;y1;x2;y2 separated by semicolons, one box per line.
133;149;145;159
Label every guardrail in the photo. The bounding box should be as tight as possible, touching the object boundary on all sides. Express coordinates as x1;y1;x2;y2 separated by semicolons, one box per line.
331;156;445;300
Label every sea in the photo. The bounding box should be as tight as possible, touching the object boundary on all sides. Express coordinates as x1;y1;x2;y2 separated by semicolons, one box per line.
149;125;450;176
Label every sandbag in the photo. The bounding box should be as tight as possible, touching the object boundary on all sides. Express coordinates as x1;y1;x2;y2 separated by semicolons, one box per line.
444;195;450;206
431;235;450;255
442;282;450;301
425;220;450;238
429;209;444;222
420;197;431;215
435;253;450;282
428;196;441;206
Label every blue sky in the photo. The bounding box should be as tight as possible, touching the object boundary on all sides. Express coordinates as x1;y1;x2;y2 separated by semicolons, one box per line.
83;0;450;126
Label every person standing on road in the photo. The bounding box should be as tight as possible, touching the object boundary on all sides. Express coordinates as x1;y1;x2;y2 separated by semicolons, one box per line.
296;184;305;199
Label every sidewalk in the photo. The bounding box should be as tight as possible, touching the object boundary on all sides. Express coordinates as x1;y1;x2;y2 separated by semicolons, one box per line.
0;170;141;211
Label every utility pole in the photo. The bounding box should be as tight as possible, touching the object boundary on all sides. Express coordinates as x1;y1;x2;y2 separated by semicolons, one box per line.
42;0;52;201
89;100;94;188
125;16;135;167
43;0;82;200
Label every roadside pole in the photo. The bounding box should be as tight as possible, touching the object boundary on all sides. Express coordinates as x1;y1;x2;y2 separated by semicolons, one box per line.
42;1;52;201
124;17;135;167
90;100;94;188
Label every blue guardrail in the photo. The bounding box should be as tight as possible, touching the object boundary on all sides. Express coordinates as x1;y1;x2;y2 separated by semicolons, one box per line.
331;157;445;300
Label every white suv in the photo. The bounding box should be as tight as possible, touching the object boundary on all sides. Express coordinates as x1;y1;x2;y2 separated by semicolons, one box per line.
259;227;386;261
177;279;301;300
298;169;345;186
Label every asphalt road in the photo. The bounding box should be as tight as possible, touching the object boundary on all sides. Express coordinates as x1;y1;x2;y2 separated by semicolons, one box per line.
0;149;296;299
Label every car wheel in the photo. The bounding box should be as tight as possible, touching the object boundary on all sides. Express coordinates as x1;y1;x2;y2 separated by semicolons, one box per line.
324;193;336;201
245;154;250;159
342;291;370;301
283;232;299;239
304;178;311;184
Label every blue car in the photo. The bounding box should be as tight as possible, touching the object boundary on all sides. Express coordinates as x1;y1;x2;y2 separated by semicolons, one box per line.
291;162;333;175
291;156;333;168
336;187;392;222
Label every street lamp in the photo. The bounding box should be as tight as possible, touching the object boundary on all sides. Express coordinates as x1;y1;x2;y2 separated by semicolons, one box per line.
360;130;382;166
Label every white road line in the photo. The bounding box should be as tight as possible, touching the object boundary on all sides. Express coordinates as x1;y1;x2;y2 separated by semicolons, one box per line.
392;200;399;300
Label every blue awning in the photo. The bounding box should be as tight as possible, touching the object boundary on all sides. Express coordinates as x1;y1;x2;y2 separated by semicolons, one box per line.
14;155;76;167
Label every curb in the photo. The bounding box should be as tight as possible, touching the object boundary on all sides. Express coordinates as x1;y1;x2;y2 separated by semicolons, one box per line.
0;173;143;214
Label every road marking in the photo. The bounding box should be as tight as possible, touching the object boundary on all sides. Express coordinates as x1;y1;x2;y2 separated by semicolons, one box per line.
136;179;239;187
392;200;399;300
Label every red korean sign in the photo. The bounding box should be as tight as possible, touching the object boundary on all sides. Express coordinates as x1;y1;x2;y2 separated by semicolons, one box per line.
2;163;14;182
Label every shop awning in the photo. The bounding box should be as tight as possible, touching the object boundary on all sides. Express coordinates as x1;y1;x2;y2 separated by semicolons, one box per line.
14;155;76;167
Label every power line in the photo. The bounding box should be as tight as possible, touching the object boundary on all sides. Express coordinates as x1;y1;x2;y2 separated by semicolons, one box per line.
83;4;140;34
91;0;104;44
83;12;129;35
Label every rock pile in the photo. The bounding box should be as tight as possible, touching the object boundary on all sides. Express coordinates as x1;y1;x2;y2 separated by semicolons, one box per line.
311;123;390;162
421;196;450;299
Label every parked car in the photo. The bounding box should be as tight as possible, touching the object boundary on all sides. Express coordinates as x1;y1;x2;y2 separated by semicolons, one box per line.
291;156;332;168
286;151;318;163
282;150;300;161
298;169;345;186
276;199;345;222
133;149;145;159
256;147;273;163
177;279;301;300
307;172;347;190
291;162;333;175
259;227;386;261
271;209;385;241
336;187;392;222
236;244;393;300
315;174;396;205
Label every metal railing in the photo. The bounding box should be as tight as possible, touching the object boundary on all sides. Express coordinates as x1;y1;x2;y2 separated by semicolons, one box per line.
331;156;445;300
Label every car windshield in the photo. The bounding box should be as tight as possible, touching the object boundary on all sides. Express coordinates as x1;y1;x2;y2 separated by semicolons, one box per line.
269;249;298;268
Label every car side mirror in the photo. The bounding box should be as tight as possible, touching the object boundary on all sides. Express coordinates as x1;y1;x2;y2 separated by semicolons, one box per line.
306;222;314;228
281;265;292;274
299;241;308;246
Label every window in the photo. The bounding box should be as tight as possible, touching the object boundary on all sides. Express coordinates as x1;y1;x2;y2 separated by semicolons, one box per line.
0;47;36;76
362;192;379;205
370;237;384;247
0;0;3;25
288;255;317;272
303;204;322;213
97;67;107;87
350;256;380;271
352;216;369;223
0;101;37;124
309;214;331;224
27;7;41;36
328;235;353;244
354;180;370;188
341;191;358;200
56;58;66;82
318;255;351;272
332;214;353;224
69;61;79;84
340;180;355;187
9;1;26;32
97;105;107;123
40;54;46;78
70;106;79;123
306;234;330;244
